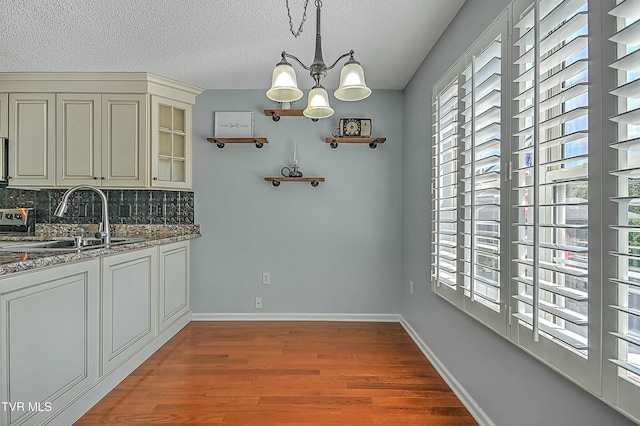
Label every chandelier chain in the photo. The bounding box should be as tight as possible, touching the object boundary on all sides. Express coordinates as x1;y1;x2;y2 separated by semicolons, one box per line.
285;0;310;38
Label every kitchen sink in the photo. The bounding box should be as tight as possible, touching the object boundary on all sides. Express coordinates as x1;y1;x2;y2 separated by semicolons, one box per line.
0;236;147;252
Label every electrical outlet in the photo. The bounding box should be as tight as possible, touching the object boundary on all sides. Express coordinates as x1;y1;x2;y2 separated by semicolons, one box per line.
255;297;263;309
410;280;414;295
262;272;270;285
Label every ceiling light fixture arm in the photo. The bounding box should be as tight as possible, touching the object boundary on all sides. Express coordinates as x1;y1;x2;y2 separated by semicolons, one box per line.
281;51;311;71
326;50;357;71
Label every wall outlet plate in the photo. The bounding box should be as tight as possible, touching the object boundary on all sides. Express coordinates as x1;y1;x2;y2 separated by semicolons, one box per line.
255;297;263;309
262;272;270;285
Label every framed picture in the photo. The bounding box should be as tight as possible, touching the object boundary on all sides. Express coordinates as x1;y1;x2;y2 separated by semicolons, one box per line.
214;112;254;138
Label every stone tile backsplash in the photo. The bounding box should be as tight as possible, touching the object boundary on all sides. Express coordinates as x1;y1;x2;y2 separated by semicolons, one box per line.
0;189;194;226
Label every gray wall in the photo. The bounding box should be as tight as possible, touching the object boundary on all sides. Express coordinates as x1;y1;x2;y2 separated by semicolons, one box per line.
187;2;635;424
401;1;635;425
191;90;403;315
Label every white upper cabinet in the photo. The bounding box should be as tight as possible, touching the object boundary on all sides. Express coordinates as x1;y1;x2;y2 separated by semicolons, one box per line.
0;93;8;139
102;94;148;187
57;93;148;187
0;73;202;189
8;93;56;187
56;93;102;186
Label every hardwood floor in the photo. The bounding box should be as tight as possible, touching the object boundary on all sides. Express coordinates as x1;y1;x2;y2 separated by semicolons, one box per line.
75;321;477;425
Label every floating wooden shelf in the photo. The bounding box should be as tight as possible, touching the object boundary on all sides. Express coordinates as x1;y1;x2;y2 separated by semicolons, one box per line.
264;109;318;122
207;137;268;149
325;137;387;149
264;177;325;187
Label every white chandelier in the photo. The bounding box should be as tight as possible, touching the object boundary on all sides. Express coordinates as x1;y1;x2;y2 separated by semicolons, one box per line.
266;0;371;120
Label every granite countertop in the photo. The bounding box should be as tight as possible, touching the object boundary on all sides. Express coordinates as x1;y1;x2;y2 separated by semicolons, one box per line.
0;224;200;276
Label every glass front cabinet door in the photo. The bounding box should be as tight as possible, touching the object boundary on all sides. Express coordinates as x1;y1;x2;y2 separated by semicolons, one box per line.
151;96;192;190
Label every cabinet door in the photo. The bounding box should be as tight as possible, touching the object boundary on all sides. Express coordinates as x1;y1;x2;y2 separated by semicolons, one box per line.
56;94;102;186
159;241;190;332
101;247;157;374
101;94;148;188
151;96;192;189
0;259;100;426
0;93;8;139
8;93;56;187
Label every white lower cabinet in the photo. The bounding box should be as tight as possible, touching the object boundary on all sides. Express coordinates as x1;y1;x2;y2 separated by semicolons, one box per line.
0;240;192;426
0;259;100;426
101;247;157;374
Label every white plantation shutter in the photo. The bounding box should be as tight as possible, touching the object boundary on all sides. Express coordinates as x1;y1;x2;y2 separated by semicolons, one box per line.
511;0;590;358
431;17;508;330
461;35;504;314
430;0;640;419
432;79;460;291
608;0;640;417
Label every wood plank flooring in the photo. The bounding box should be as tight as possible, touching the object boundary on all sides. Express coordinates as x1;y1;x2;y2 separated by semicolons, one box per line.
75;321;477;425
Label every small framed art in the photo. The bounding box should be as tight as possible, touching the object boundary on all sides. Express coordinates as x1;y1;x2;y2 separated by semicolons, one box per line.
214;112;254;138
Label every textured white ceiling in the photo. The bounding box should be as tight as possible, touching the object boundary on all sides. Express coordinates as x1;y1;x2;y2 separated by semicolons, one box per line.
0;0;465;90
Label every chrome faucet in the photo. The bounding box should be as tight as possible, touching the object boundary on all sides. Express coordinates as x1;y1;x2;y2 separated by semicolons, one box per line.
54;185;111;247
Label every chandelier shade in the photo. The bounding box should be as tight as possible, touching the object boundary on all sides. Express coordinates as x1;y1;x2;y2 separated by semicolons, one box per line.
303;86;334;119
266;60;304;103
334;59;371;102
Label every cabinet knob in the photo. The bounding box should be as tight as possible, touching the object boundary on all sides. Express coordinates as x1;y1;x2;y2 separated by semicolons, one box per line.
93;176;98;180
101;177;105;180
153;177;158;181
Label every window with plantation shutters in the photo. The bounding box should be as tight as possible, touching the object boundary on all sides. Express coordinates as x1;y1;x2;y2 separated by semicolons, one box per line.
432;79;459;290
511;0;589;354
429;0;640;420
608;0;640;413
431;19;508;330
461;36;503;313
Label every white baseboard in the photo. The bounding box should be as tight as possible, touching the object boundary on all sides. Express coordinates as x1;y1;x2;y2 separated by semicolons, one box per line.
399;318;495;426
192;312;403;322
